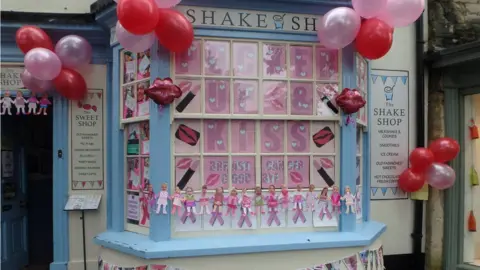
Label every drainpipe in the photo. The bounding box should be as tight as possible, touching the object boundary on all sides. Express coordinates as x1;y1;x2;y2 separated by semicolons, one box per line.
412;10;425;269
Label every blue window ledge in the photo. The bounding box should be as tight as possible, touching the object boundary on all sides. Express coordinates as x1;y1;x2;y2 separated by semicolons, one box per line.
94;221;386;259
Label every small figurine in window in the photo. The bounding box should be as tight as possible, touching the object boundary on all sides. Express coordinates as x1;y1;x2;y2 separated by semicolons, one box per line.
341;186;355;214
331;185;341;215
280;184;289;210
306;184;316;212
226;187;239;216
1;91;14;115
317;187;332;220
239;188;252;216
266;185;279;213
198;185;211;215
355;185;362;214
27;94;39;115
212;187;224;214
292;184;304;211
156;183;169;214
14;91;28;115
253;186;265;215
37;93;51;115
183;186;197;216
170;187;183;216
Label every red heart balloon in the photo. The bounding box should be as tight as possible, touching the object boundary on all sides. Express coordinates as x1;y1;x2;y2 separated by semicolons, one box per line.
335;88;366;114
144;78;182;106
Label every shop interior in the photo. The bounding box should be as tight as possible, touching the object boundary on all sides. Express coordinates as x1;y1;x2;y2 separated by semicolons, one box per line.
1;95;53;270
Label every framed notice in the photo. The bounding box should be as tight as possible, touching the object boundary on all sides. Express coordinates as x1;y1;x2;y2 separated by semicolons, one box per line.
70;89;105;190
370;70;409;200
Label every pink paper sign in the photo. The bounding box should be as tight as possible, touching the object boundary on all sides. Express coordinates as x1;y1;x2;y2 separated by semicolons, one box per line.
356;54;367;91
174;120;201;153
290;82;313;115
137;50;151;80
311;122;336;154
204;40;230;76
287;156;310;188
231;120;255;153
316;83;339;116
263;44;286;78
127;157;141;190
204;156;228;189
261;156;284;188
260;121;285;153
175;157;201;191
233;42;258;77
263;81;287;114
315;47;339;81
139;121;150;155
123;85;136;119
231;156;255;189
233;80;258;114
287;121;310;153
175;79;202;114
311;156;336;187
175;40;201;75
203;120;228;153
289;46;313;79
137;81;150;117
205;79;230;114
141;157;150;187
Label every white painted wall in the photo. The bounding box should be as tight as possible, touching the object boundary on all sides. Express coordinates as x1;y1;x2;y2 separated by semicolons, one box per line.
1;0;96;13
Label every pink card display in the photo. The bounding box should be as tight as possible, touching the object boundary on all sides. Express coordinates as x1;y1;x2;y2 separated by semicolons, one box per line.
204;40;230;76
261;156;284;188
311;122;336;154
123;85;136;119
233;42;258;77
175;157;201;191
289;46;313;79
356;54;367;91
123;51;136;84
287;156;310;188
286;121;310;153
127;157;141;190
233;80;258;114
137;81;150;117
263;44;286;77
137;50;151;80
230;120;255;153
356;128;362;155
141;157;150;187
311;156;336;187
205;79;230;114
231;156;256;189
203;120;228;153
204;156;228;189
174;120;201;153
315;47;339;81
263;81;287;114
260;121;285;153
175;79;202;114
175;40;202;75
316;83;339;116
139;121;150;155
290;82;313;115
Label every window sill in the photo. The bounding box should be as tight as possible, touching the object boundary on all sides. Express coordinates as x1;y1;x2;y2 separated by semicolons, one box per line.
94;221;386;259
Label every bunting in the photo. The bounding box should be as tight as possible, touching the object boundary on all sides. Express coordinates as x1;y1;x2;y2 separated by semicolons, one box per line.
371;75;408;86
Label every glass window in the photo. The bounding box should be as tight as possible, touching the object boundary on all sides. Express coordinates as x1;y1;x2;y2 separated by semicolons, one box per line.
355;54;367;222
356;54;368;125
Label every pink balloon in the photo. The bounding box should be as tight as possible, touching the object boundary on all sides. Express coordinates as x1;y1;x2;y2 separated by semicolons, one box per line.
20;69;52;93
316;7;361;49
376;0;424;27
115;21;155;53
352;0;387;19
55;35;92;69
426;162;456;190
154;0;181;8
24;48;62;81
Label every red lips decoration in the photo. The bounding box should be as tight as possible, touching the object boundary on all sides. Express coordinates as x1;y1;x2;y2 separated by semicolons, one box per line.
335;88;366;114
144;77;182;106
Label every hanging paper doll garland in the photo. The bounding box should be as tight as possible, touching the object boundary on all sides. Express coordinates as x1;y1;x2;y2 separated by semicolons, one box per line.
0;90;51;116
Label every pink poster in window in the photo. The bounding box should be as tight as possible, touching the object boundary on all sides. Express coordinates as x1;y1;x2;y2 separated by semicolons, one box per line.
175;40;201;75
233;80;258;114
287;156;310;188
289;46;313;79
263;44;286;77
315;47;339;81
137;50;151;80
356;54;367;91
205;79;230;114
316;83;339;116
127;157;141;190
260;121;284;153
290;82;313;115
203;120;228;153
261;156;284;188
123;51;136;84
139;121;150;155
311;156;336;187
311;122;336;154
231;120;255;153
231;156;255;189
175;157;201;191
137;81;150;117
263;81;287;115
204;40;230;76
174;120;201;153
175;79;202;114
123;85;136;119
287;121;310;153
204;156;228;189
141;157;150;187
233;42;258;77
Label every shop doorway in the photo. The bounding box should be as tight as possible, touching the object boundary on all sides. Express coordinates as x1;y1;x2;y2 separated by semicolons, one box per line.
1;99;53;270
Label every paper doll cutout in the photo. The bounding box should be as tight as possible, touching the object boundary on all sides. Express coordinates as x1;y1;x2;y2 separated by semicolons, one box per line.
342;186;355;214
198;185;211;215
180;186;197;224
210;187;225;226
156;183;169;214
170;187;183;216
27;95;39;115
139;183;155;226
1;91;14;115
226;187;239;216
306;184;316;212
266;185;281;226
280;184;289;210
292;185;304;211
238;188;253;228
253;186;265;215
317;187;332;220
14;91;28;115
330;185;341;216
355;185;362;215
37;93;51;115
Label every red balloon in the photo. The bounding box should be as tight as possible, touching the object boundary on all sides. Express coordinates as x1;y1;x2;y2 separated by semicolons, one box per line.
410;148;435;173
429;137;460;163
117;0;159;35
15;26;54;54
53;68;87;101
355;18;393;60
155;9;194;53
398;169;425;192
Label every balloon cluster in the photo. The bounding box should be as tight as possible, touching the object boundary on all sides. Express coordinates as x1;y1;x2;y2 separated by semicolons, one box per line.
16;26;91;100
398;138;460;193
115;0;193;53
317;0;424;60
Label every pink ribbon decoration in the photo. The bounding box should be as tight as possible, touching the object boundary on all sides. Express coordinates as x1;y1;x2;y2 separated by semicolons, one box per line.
292;208;306;224
180;209;196;224
237;212;252;228
267;210;281;226
209;210;224;226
